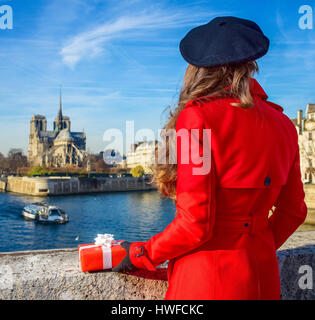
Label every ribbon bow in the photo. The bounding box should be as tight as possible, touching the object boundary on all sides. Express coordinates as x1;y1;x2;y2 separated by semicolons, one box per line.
94;234;114;247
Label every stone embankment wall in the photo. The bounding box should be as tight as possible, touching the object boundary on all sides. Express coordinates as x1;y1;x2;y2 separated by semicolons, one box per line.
0;176;155;196
0;231;314;300
1;177;315;205
0;179;6;191
305;184;315;212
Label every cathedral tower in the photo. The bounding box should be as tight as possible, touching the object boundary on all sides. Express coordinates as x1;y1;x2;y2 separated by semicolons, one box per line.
53;89;71;132
27;88;86;167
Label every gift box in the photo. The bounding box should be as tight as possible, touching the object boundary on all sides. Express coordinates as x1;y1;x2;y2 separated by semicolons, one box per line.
78;235;127;272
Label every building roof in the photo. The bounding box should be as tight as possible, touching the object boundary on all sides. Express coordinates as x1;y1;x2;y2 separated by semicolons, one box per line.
38;131;55;141
55;129;85;142
54;115;70;121
307;104;315;114
32;114;46;120
71;132;85;139
56;129;75;142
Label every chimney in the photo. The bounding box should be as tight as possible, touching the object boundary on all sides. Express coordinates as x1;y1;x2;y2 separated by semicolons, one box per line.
297;109;303;127
302;119;305;133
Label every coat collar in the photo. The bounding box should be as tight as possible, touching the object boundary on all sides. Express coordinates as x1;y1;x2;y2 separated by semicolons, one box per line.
220;78;269;100
185;78;269;107
249;78;268;100
249;78;284;112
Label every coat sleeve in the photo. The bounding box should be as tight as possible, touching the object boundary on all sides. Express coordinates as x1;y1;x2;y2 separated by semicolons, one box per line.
268;147;308;250
129;106;216;270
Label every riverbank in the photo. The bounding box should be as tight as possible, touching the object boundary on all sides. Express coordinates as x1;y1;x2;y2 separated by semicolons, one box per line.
0;176;155;196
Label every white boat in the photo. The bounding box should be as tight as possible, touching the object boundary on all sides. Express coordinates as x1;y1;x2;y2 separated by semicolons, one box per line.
22;203;69;224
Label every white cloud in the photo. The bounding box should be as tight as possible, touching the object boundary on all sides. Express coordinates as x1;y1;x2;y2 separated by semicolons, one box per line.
60;10;221;68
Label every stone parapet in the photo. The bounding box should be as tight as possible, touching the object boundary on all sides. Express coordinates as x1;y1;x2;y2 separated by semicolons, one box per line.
0;231;314;300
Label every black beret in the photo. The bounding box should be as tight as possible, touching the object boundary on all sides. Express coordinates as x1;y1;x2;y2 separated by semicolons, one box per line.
180;16;270;67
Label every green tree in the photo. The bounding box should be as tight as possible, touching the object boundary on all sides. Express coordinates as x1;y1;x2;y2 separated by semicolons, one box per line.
131;165;145;178
27;166;50;177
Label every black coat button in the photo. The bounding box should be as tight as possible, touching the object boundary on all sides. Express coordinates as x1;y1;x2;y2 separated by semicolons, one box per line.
264;177;271;187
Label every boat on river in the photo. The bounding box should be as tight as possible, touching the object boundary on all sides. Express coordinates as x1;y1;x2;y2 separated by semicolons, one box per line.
21;203;69;224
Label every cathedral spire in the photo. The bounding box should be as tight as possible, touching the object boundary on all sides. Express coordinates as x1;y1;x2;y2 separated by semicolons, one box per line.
57;87;64;131
58;87;63;119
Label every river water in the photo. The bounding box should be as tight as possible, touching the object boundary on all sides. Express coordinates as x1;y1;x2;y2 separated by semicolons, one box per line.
1;190;313;253
0;191;175;252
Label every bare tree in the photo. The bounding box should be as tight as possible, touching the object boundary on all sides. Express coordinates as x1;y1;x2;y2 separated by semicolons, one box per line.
6;149;28;173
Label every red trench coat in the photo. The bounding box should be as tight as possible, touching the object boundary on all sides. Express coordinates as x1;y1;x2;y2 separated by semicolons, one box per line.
129;78;307;300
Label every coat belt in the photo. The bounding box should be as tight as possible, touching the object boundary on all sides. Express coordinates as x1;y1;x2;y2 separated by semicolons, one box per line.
214;215;270;235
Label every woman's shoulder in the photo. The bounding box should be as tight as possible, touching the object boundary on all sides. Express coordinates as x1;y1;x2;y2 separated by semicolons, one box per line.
179;95;241;131
263;100;284;113
176;103;205;131
260;99;295;130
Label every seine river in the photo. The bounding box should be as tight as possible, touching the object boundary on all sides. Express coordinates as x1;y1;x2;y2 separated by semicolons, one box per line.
1;190;314;253
0;191;175;252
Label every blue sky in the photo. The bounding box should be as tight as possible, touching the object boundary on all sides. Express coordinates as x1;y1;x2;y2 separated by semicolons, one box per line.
0;0;314;156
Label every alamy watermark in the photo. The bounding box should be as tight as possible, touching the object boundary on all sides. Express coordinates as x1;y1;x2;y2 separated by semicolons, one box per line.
298;265;313;290
0;5;13;30
299;5;314;29
102;121;212;176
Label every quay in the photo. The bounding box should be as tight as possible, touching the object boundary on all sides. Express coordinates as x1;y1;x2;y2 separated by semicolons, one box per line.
0;176;155;196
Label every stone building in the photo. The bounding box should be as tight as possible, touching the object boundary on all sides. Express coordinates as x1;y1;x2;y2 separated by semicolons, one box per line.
126;141;158;174
292;103;315;184
27;92;87;167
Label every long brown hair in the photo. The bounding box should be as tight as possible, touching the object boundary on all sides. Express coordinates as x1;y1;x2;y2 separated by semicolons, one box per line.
151;61;259;202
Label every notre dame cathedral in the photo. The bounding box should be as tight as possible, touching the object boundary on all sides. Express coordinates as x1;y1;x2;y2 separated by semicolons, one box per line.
27;91;87;167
